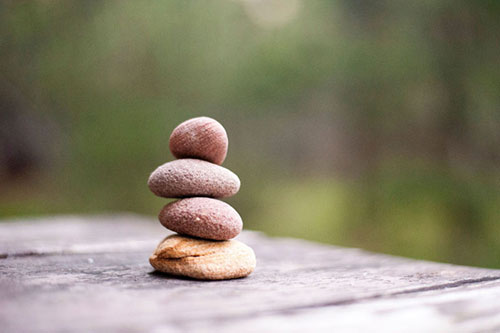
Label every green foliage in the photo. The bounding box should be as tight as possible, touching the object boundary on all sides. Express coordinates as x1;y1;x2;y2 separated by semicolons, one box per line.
1;0;499;268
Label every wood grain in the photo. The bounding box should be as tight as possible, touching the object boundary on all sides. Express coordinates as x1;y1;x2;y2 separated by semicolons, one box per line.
1;215;499;332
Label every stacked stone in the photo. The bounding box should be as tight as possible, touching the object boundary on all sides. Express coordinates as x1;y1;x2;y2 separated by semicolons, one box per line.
147;117;256;280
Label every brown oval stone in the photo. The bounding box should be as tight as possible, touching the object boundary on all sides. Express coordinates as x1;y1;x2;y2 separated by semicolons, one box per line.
148;159;240;198
169;117;228;165
149;234;256;280
159;198;242;240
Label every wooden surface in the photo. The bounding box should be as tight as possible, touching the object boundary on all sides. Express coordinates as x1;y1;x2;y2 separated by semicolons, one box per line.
1;215;500;332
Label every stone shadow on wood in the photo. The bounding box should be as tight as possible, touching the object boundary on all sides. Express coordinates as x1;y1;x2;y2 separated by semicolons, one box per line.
148;269;250;282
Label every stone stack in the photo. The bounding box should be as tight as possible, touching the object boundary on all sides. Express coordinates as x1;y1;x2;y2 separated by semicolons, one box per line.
147;117;256;280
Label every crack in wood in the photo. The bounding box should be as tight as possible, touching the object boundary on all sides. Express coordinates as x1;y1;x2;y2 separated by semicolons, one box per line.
179;276;500;324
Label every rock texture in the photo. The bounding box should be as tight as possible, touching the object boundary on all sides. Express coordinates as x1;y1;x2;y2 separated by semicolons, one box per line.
169;117;228;165
149;234;256;280
159;198;242;240
147;159;240;198
148;117;253;280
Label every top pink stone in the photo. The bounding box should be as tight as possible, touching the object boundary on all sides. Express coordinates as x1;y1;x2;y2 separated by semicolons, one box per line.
169;117;228;165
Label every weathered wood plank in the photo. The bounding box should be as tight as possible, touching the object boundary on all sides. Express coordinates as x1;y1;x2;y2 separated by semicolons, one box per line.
0;214;163;257
1;215;500;332
198;280;500;333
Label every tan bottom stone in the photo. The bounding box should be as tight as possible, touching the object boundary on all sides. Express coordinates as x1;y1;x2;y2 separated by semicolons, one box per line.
149;234;256;280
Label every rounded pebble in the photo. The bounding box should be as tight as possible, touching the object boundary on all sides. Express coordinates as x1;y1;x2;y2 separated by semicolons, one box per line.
148;159;240;198
169;117;228;165
149;235;256;280
159;198;242;240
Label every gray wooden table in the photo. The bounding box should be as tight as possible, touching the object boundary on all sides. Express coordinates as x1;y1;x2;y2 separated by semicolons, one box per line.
1;215;500;332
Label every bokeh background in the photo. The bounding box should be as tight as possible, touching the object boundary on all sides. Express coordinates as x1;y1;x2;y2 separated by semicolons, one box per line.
1;1;499;268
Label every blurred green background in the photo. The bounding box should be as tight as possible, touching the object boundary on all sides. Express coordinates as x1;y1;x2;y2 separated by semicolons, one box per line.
1;1;499;268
